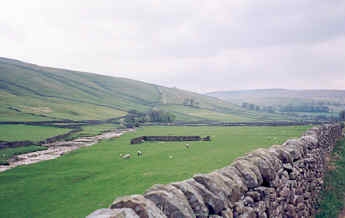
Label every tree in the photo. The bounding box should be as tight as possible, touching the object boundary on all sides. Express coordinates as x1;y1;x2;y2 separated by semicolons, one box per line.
123;110;147;128
249;104;255;110
146;109;176;123
241;102;249;109
183;98;200;108
339;110;345;121
122;109;176;127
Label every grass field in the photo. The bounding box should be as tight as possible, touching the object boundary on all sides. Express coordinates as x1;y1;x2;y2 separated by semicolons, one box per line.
316;137;345;218
0;125;309;218
0;124;71;142
0;145;47;165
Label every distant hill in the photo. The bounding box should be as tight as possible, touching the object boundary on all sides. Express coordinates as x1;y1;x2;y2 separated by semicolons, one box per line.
207;89;345;119
0;57;286;122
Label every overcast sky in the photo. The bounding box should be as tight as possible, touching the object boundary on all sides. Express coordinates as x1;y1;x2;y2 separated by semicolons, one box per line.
1;0;345;92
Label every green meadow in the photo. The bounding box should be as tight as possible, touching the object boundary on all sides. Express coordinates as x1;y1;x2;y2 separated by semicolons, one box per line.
0;125;309;218
0;124;71;142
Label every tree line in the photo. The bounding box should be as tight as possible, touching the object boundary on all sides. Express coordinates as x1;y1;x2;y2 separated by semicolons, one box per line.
241;102;330;113
122;109;176;128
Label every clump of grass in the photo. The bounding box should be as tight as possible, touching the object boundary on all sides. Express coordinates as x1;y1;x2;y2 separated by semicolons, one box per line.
0;146;47;165
316;137;345;218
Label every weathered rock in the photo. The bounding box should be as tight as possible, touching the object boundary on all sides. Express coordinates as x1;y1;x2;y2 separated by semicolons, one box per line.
221;209;234;218
282;163;293;173
270;145;293;164
171;180;209;216
243;154;276;186
243;196;254;207
297;202;305;211
218;166;248;193
193;172;236;207
257;212;267;218
286;204;296;217
236;159;263;185
283;139;306;160
86;208;139;218
144;184;194;218
279;186;290;198
304;127;320;137
255;201;267;217
232;159;261;188
110;195;166;218
239;207;257;218
185;179;226;215
246;191;261;202
300;135;319;149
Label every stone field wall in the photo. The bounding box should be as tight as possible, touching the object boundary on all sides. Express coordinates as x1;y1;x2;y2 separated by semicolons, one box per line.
88;124;343;218
0;128;80;149
130;136;210;144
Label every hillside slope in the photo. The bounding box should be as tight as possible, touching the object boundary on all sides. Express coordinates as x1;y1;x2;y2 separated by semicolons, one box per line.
208;89;345;118
0;57;286;122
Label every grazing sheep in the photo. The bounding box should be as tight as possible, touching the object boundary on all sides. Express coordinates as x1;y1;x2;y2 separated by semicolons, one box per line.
137;150;142;157
122;154;131;159
185;143;190;149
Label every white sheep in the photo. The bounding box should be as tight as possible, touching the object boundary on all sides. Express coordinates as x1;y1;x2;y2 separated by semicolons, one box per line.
137;150;142;157
185;143;190;149
122;154;131;159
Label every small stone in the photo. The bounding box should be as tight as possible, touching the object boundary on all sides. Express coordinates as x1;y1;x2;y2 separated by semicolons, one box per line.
243;196;254;206
297;203;305;211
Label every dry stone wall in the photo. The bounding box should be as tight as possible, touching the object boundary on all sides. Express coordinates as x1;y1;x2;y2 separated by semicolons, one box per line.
130;136;210;144
0;128;80;149
87;124;343;218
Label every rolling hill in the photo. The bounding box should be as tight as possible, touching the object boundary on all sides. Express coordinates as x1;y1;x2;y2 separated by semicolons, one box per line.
208;89;345;119
0;57;288;122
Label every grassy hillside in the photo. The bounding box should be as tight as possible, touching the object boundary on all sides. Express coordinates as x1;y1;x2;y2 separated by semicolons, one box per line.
0;57;288;122
208;89;345;119
0;125;309;218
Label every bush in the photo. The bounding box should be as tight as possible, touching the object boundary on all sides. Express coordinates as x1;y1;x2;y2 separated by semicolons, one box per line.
339;110;345;121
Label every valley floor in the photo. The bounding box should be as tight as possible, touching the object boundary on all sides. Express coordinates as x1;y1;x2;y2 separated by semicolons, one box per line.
0;125;309;218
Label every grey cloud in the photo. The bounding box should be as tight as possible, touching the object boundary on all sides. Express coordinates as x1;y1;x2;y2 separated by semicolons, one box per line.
0;0;344;92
